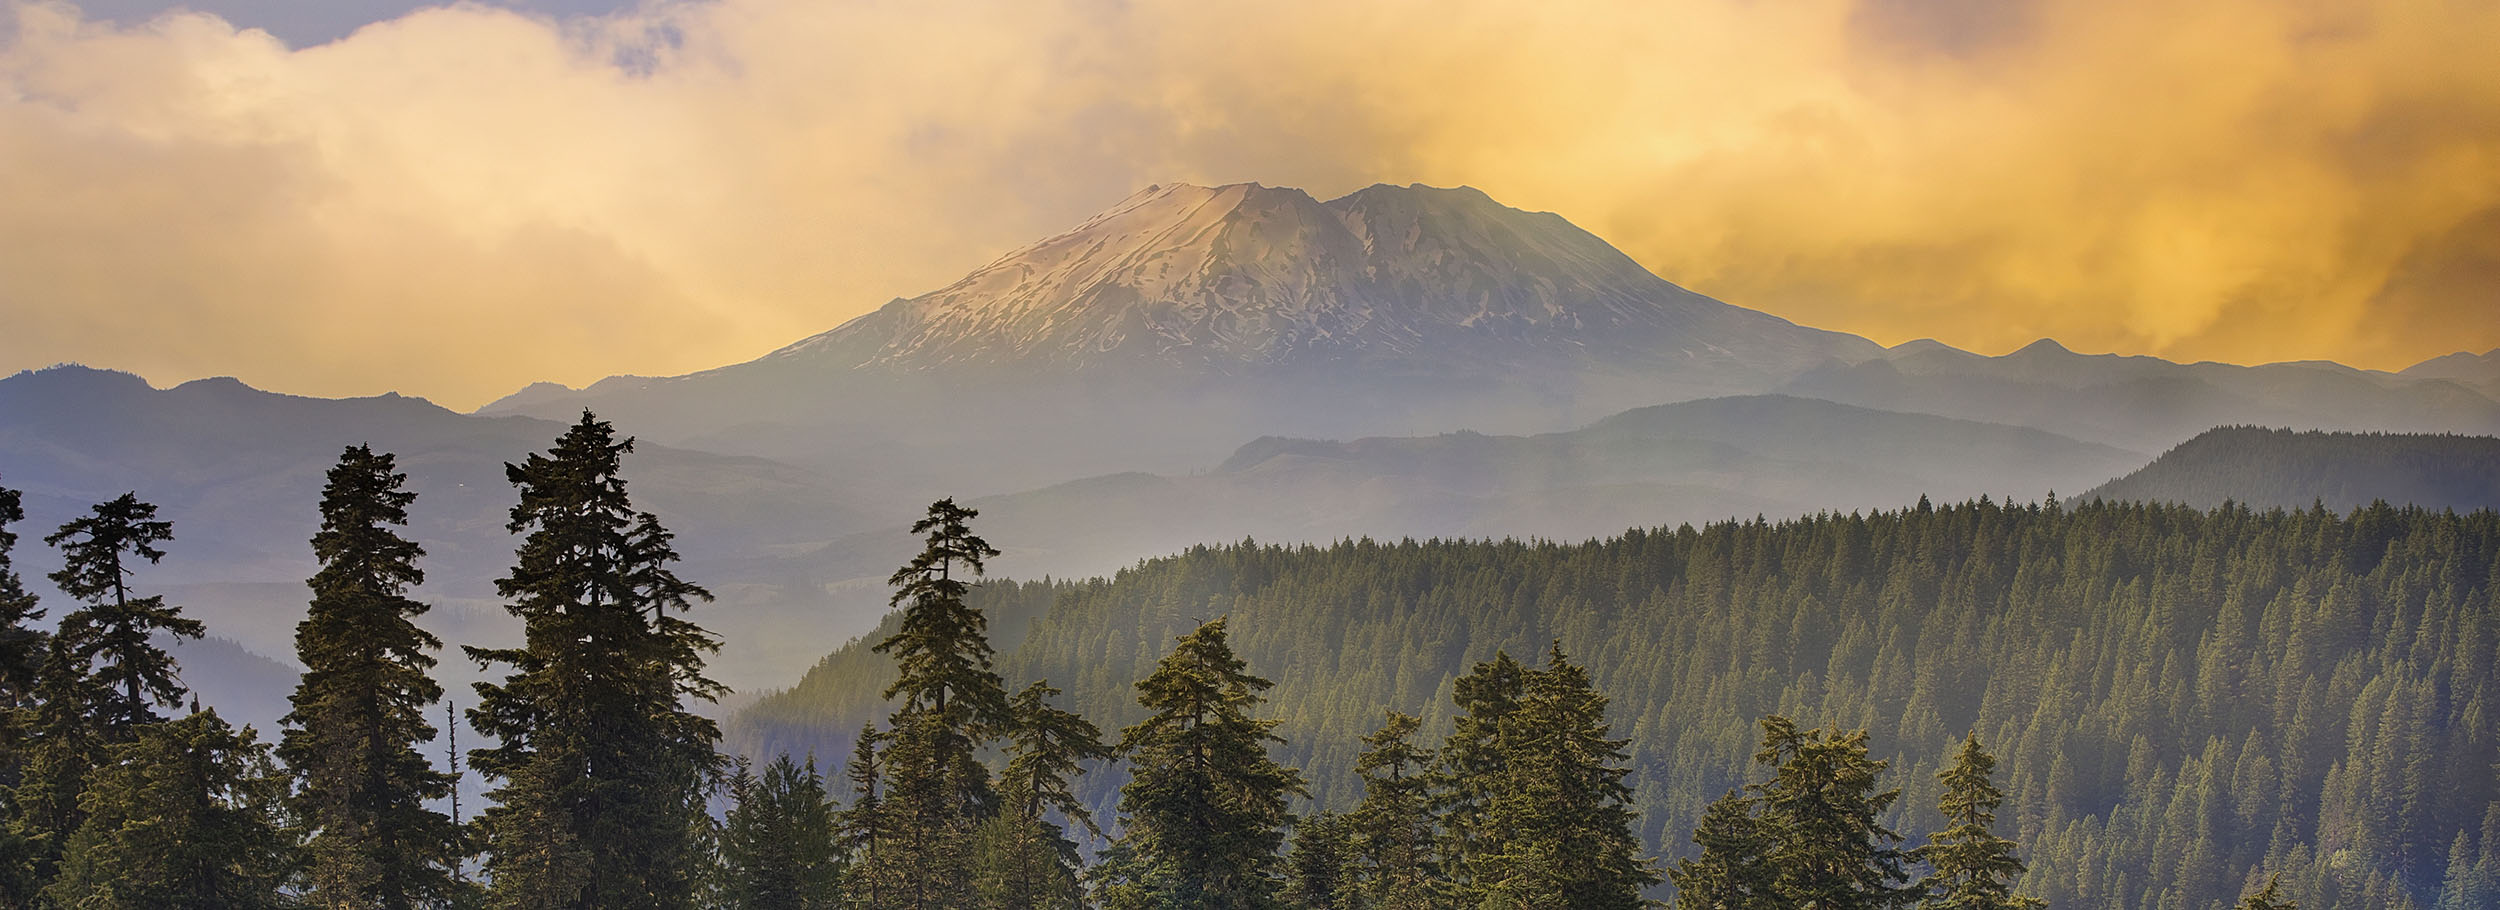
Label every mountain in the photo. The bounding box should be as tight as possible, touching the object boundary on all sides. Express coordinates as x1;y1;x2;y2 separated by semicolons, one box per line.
729;500;2500;910
2402;348;2500;398
483;185;2500;499
1781;338;2500;452
167;634;302;740
793;395;2146;585
480;183;1883;493
767;182;1872;377
2081;426;2500;511
0;365;879;692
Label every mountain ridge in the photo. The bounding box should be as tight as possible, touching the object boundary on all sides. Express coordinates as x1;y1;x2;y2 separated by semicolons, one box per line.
2082;426;2500;511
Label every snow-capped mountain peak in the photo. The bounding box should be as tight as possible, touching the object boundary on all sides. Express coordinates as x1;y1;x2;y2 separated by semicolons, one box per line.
767;182;1877;376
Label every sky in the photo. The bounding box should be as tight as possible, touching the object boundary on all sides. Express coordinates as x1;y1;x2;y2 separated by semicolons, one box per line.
1;0;2496;410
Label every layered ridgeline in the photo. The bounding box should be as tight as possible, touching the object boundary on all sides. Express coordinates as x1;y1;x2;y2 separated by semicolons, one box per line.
0;365;870;692
2401;348;2500;399
796;394;2146;583
2086;427;2500;511
1786;338;2500;454
732;499;2500;910
484;182;2500;491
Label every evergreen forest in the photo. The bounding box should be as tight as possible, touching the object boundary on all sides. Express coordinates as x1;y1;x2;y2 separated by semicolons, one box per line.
740;496;2500;910
0;410;2492;910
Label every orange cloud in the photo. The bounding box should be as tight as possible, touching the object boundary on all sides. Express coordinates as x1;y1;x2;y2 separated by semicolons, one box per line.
1;0;2494;409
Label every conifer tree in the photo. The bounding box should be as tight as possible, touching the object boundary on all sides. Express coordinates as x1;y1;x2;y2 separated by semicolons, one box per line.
1751;716;1917;910
11;636;102;877
721;755;843;910
1915;734;2041;910
1668;792;1780;910
0;478;44;904
865;498;1012;909
283;445;468;909
875;498;1010;778
1097;617;1305;910
1436;650;1527;891
43;709;293;909
1282;811;1354;910
973;681;1110;910
836;727;894;909
1468;643;1656;909
1343;711;1438;909
43;492;200;733
0;478;42;750
465;412;724;910
2236;879;2297;910
19;492;201;867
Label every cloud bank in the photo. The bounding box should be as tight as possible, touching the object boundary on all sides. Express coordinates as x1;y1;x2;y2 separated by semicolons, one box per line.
2;0;2495;407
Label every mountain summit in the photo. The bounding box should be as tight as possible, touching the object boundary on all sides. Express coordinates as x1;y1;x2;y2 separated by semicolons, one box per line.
472;181;1889;488
763;182;1875;376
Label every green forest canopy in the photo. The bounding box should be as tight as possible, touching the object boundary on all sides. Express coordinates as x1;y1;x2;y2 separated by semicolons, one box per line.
732;498;2500;910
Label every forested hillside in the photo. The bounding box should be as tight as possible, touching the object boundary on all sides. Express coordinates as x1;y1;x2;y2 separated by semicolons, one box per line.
733;499;2500;910
2084;427;2500;512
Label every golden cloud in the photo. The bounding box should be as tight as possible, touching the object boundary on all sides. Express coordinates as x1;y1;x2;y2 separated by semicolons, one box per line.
1;0;2495;408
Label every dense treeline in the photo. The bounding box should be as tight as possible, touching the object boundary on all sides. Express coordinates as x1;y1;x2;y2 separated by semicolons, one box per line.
741;497;2500;910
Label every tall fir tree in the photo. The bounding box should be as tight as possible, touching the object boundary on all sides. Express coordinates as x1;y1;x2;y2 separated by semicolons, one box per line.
835;726;895;909
18;492;202;869
1097;617;1305;910
43;709;293;909
1436;650;1527;893
973;681;1110;910
1751;716;1918;910
1668;792;1781;910
282;445;468;909
1343;711;1439;910
10;636;103;881
0;478;43;756
865;498;1012;909
464;412;724;910
42;492;200;734
0;478;45;904
1467;643;1657;909
1915;734;2042;910
1282;811;1354;910
720;755;843;910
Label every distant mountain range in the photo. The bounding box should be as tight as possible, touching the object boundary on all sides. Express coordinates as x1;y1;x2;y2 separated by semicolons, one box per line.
2400;348;2500;399
0;365;867;693
2083;426;2500;512
1784;338;2500;452
5;180;2499;726
797;394;2146;584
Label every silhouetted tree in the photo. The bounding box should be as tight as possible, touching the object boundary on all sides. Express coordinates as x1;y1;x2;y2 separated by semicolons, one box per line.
44;493;199;733
466;413;723;910
283;445;468;909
